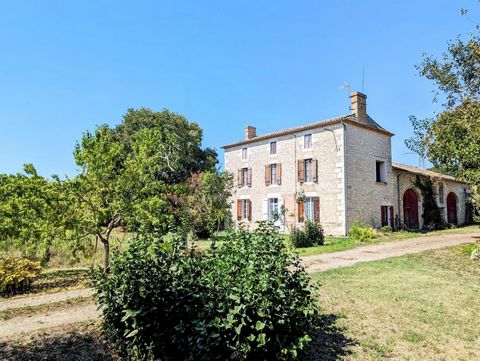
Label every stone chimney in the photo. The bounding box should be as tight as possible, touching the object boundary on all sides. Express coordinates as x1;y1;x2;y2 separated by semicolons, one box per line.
245;125;256;140
350;92;367;121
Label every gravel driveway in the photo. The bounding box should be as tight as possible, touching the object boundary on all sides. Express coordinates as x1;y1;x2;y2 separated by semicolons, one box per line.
302;231;480;272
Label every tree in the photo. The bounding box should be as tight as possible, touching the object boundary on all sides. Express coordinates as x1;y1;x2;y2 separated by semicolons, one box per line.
72;108;219;271
0;165;75;264
183;171;233;240
406;16;480;221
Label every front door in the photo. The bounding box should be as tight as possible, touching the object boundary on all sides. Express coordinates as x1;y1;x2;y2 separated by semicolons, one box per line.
403;189;419;229
447;192;457;225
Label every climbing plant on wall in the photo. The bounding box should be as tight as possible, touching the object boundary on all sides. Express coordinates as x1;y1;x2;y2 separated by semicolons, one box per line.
413;175;446;230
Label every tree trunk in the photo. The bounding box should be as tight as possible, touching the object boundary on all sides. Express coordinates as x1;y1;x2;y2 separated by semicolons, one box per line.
103;240;110;273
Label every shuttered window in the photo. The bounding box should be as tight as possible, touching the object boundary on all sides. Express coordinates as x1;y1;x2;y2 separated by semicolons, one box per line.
299;197;319;223
265;163;281;186
237;199;252;221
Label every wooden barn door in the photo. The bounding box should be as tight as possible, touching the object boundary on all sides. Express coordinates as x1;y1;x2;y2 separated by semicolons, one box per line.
447;192;458;225
403;189;419;229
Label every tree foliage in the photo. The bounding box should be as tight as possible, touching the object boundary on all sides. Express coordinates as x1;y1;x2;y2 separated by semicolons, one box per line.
72;108;220;270
0;165;77;264
406;16;480;220
413;175;446;230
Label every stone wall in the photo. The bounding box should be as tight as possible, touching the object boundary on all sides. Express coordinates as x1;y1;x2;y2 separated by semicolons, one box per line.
224;123;346;235
345;123;396;229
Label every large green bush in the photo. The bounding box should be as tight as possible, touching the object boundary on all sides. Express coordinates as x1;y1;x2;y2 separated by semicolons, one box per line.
0;255;42;295
94;222;317;360
349;221;376;242
290;221;324;248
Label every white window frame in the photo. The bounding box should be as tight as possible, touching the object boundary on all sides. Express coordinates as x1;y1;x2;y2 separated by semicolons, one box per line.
304;134;312;149
242;199;248;219
304;197;315;222
242;168;249;187
270;141;277;155
267;198;279;221
270;164;277;185
241;147;248;160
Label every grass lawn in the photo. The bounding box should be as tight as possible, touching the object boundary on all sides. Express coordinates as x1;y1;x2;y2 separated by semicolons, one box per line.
296;225;480;257
308;244;480;360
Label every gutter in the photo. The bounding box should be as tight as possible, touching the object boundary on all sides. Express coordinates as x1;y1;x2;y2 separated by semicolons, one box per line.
342;121;348;236
397;173;401;230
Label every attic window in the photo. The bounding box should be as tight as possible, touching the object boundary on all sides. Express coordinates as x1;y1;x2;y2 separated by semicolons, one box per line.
376;160;386;183
304;134;312;149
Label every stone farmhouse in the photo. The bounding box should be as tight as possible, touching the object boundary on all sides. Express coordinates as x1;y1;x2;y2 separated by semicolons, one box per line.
223;92;470;236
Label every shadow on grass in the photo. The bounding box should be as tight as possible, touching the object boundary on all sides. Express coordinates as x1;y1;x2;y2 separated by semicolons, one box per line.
32;269;91;291
0;323;119;361
305;314;357;361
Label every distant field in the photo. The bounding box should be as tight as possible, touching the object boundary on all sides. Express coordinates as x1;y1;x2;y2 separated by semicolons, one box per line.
308;244;480;360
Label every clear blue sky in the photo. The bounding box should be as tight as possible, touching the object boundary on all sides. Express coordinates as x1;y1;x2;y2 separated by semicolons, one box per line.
0;1;478;177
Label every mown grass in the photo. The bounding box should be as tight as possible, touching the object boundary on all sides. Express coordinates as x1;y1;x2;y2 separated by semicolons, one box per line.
309;245;480;360
296;224;480;257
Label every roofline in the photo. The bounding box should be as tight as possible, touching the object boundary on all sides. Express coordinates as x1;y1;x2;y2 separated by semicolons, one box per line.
392;163;469;184
222;116;394;149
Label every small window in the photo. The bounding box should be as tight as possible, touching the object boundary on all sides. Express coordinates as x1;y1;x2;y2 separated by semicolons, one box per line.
267;198;279;221
270;164;277;184
242;148;248;160
242;199;249;219
304;134;312;149
242;168;249;187
375;160;386;183
438;183;444;204
305;159;314;182
270;141;277;155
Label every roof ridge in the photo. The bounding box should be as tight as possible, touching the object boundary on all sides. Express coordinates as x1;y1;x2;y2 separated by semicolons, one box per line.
223;113;392;149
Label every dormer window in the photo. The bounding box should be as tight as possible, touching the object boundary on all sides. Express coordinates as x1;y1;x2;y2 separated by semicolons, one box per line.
241;148;248;160
270;141;277;155
304;134;312;149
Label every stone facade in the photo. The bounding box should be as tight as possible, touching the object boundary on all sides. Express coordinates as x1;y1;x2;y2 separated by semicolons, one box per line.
223;92;471;235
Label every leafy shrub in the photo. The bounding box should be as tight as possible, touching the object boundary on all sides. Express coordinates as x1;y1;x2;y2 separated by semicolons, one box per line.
349;221;376;242
471;247;480;261
94;222;317;361
290;221;324;248
0;256;42;295
378;225;393;234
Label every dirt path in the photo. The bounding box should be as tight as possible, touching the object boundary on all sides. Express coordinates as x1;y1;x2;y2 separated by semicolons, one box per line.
302;232;480;273
0;288;94;312
0;302;101;340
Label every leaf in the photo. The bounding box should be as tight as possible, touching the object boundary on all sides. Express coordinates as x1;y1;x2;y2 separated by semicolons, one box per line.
255;321;265;331
126;329;139;338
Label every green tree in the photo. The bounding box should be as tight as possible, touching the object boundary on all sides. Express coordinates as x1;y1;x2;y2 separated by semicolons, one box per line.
183;171;233;240
72;108;218;271
0;165;75;264
406;16;480;221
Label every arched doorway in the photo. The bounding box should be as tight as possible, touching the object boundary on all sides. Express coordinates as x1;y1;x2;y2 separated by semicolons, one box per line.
447;192;458;225
403;189;419;229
